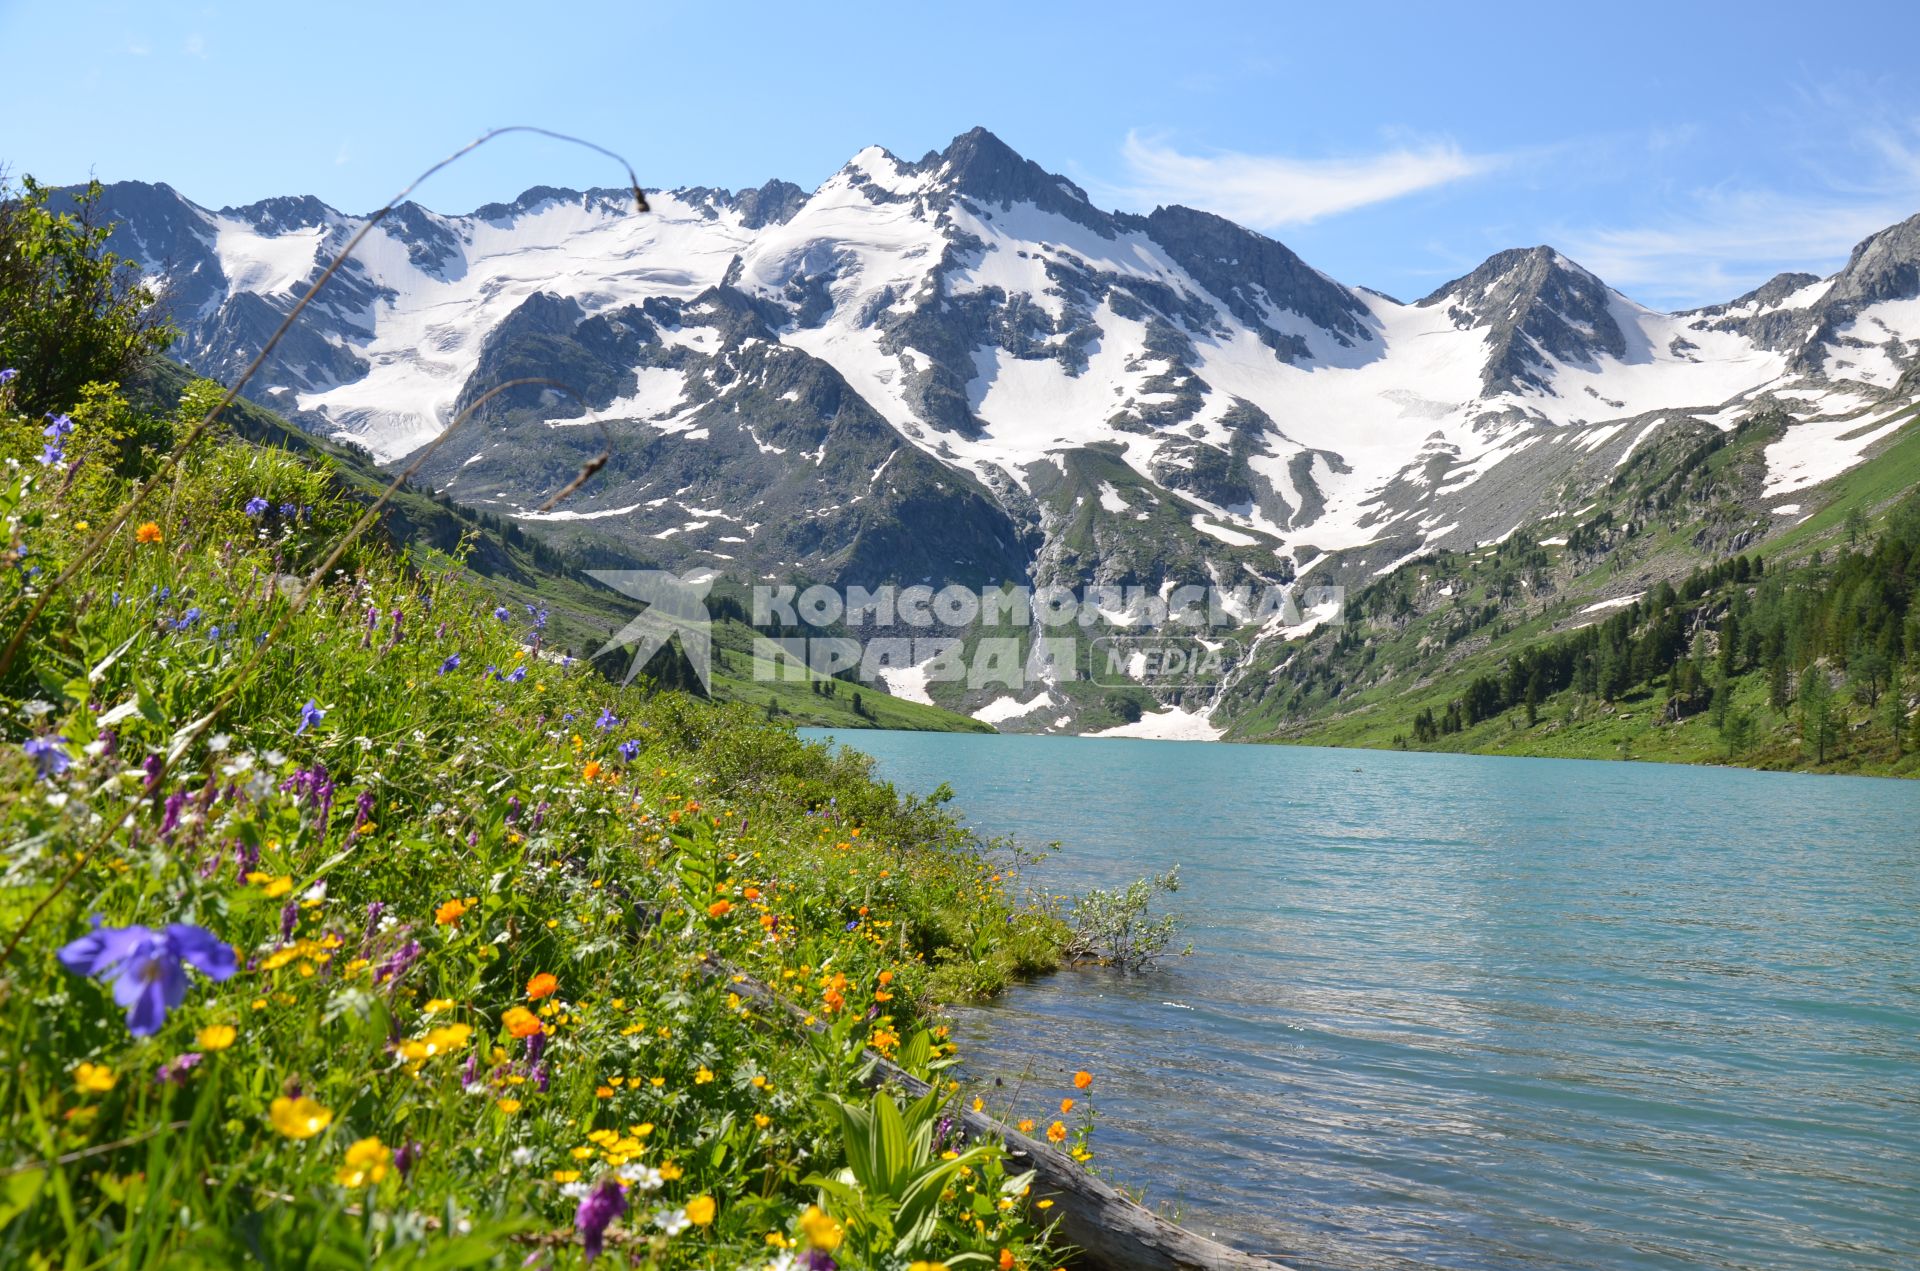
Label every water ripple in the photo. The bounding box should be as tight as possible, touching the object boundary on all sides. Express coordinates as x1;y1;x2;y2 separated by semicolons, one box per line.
809;732;1920;1271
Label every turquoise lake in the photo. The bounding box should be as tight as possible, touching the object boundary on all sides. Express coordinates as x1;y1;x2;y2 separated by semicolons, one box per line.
801;730;1920;1271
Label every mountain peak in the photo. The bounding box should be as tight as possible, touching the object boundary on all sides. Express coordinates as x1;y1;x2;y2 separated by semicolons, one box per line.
1140;204;1372;353
1419;245;1599;307
1421;245;1625;395
1826;209;1920;309
920;126;1098;224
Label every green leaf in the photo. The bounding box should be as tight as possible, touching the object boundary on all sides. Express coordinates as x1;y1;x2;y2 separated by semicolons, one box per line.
0;1167;46;1231
872;1092;911;1193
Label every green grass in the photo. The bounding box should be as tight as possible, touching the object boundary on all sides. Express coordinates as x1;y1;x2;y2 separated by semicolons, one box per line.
1757;406;1920;561
0;372;1073;1268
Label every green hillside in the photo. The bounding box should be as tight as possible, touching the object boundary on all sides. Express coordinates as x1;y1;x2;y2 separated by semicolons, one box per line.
125;360;989;737
0;178;1062;1267
1227;405;1920;777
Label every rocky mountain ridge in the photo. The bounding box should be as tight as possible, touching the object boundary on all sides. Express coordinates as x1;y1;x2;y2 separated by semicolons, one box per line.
64;128;1920;728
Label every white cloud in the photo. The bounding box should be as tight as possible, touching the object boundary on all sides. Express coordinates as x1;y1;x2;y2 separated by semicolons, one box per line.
1563;193;1913;308
1561;116;1920;309
1104;130;1500;229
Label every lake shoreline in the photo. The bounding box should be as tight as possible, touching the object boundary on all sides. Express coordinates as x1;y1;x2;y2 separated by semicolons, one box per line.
817;729;1920;1271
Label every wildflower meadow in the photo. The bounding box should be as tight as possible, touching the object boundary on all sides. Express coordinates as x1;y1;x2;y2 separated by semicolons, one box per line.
0;177;1105;1268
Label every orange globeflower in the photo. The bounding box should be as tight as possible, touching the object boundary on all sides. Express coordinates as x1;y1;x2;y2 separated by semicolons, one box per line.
707;900;733;918
1046;1121;1067;1144
526;973;559;1000
1073;1070;1092;1090
135;522;163;544
503;1006;543;1038
582;761;601;780
1059;1097;1075;1115
434;897;472;926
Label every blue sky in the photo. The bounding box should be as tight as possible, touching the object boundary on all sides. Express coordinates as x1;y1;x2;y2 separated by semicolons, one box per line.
3;0;1918;308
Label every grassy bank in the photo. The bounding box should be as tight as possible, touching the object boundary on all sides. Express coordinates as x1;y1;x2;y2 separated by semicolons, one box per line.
0;375;1081;1267
0;179;1081;1265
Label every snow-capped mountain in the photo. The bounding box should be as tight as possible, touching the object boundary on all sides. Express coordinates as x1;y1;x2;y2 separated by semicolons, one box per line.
81;128;1920;595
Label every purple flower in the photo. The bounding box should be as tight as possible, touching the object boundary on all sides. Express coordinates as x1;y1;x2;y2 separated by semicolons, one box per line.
279;901;299;943
617;739;641;762
156;1052;204;1085
244;496;270;518
58;920;238;1036
277;502;296;518
23;735;72;781
279;763;334;836
595;708;619;731
439;654;461;675
159;790;187;838
797;1251;838;1271
506;665;527;683
574;1179;627;1263
526;604;548;630
373;939;422;985
394;1140;422;1177
0;368;16;384
354;791;375;833
296;699;325;735
39;413;73;466
493;606;510;621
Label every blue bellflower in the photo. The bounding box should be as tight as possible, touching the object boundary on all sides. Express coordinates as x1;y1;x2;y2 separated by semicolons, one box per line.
40;413;73;466
244;496;270;517
58;920;238;1035
23;735;72;780
296;699;325;734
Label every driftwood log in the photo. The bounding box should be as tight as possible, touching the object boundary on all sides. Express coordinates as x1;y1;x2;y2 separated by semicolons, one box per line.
703;956;1287;1271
